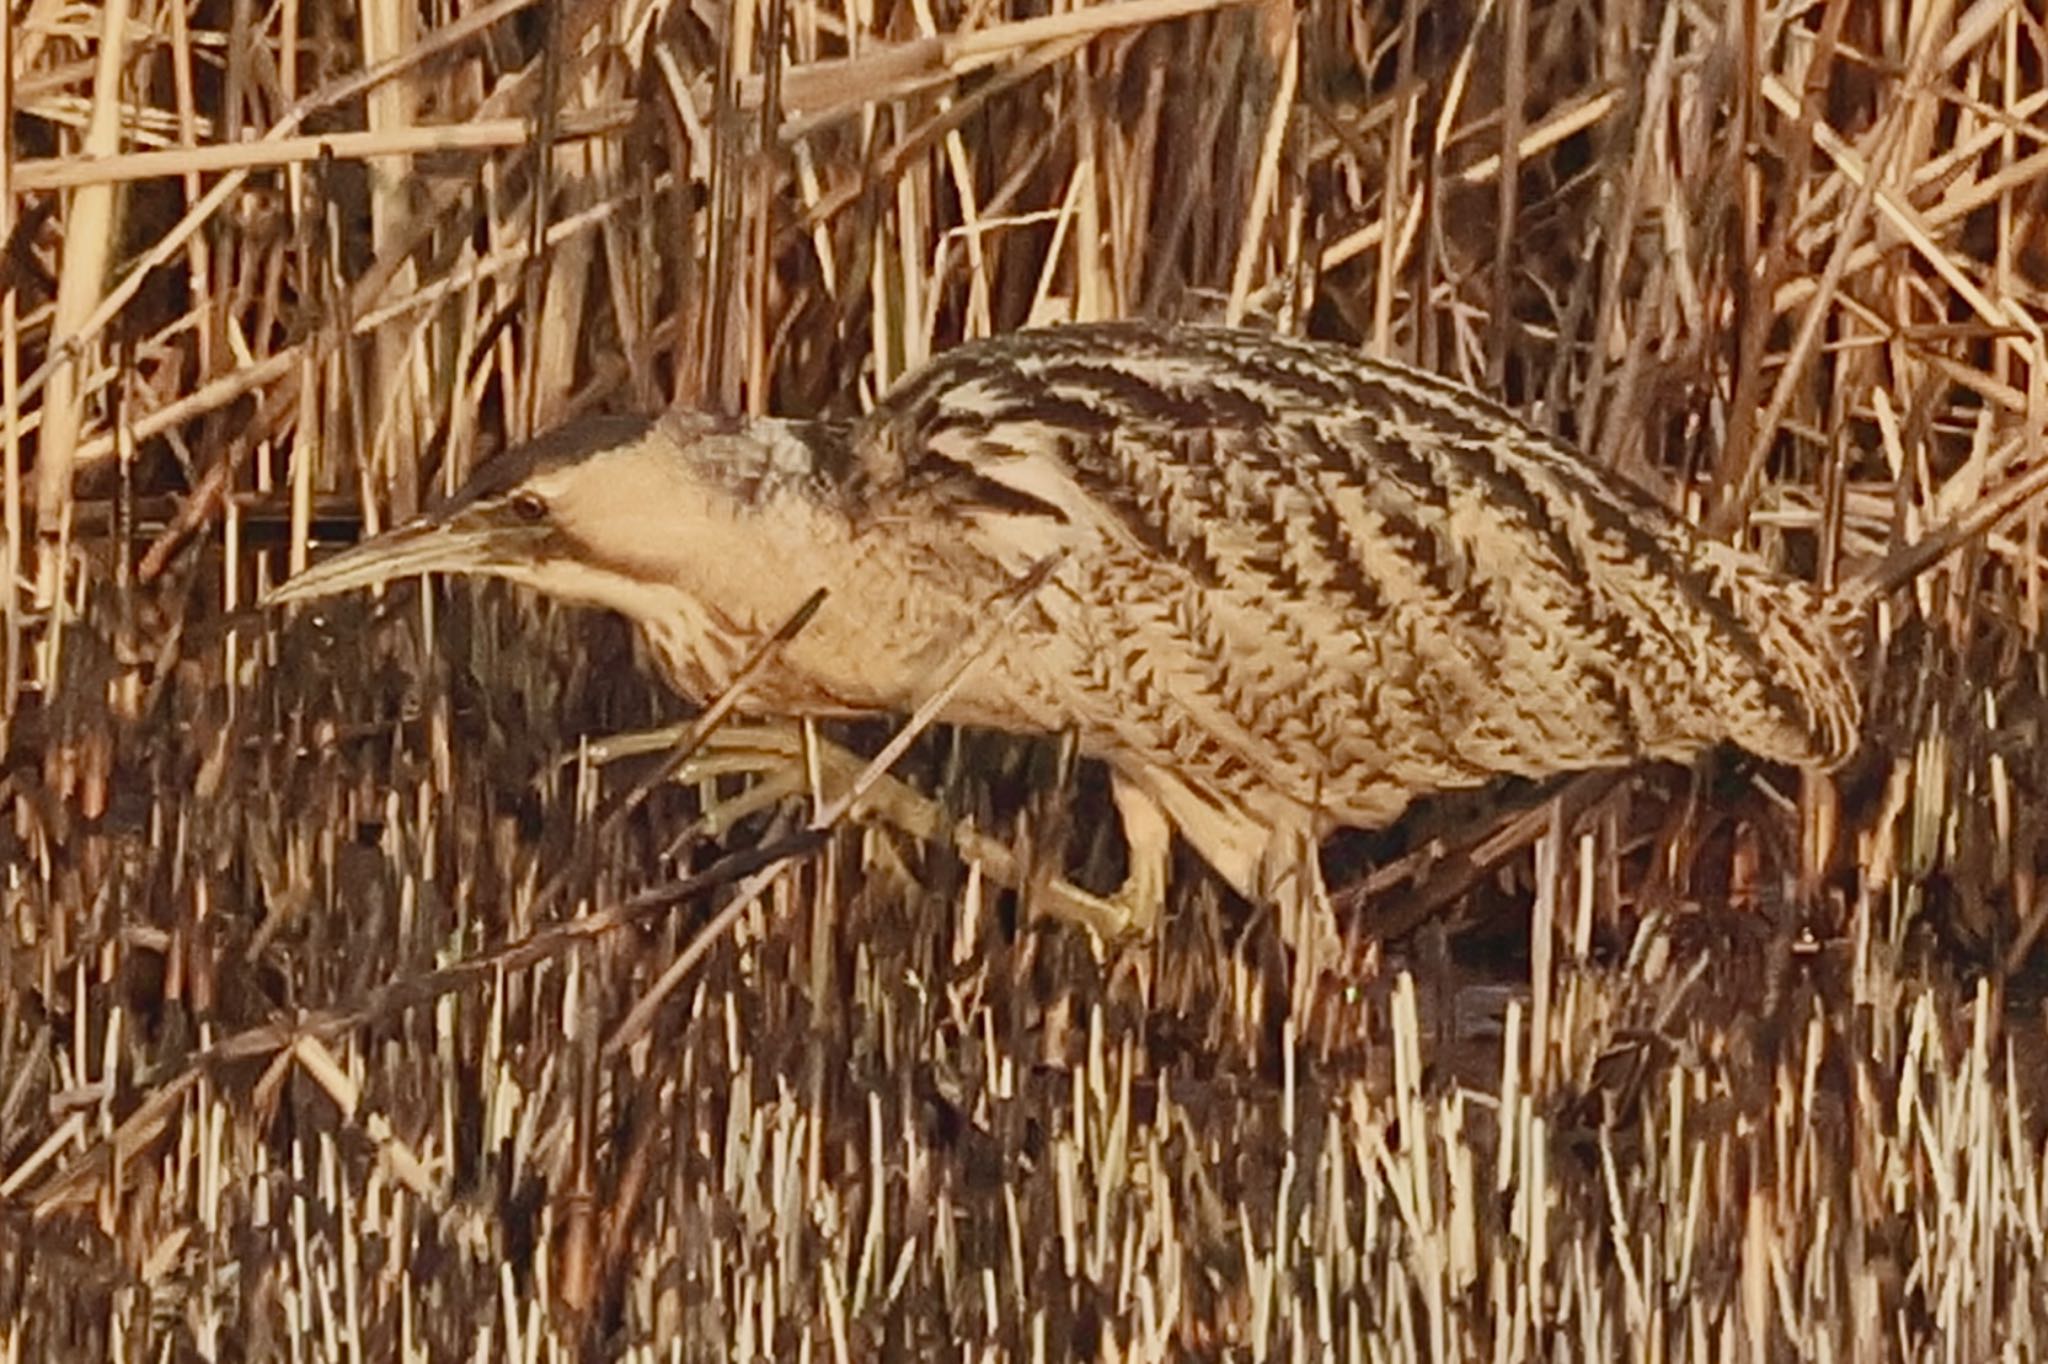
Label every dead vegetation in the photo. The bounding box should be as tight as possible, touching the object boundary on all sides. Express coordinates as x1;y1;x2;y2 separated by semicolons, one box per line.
4;0;2048;1356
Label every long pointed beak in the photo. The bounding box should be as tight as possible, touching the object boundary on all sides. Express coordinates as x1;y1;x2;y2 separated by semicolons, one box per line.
265;514;540;607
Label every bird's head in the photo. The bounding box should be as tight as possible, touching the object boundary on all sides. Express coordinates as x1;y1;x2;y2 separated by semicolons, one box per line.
267;410;855;635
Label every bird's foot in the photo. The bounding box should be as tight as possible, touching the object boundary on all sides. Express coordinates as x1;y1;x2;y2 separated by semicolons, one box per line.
572;719;948;844
1034;876;1161;946
575;721;1178;951
573;719;1084;907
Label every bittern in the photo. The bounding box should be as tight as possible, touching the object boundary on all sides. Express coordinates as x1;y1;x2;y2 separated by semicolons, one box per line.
270;322;1861;947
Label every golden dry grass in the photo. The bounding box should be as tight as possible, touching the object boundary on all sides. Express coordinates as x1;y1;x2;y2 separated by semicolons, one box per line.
4;0;2048;1357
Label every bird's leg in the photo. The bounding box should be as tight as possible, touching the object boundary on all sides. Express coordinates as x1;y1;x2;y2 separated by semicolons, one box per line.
1110;775;1173;936
1032;775;1172;943
1265;834;1345;1006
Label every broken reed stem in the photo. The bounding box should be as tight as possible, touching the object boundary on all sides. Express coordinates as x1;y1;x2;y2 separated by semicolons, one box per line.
10;113;636;192
34;0;130;553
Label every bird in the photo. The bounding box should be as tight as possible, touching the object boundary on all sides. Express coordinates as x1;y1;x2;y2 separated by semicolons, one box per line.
268;320;1863;955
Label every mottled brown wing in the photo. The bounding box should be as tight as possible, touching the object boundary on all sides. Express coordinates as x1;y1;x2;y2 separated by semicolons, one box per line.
855;323;1858;814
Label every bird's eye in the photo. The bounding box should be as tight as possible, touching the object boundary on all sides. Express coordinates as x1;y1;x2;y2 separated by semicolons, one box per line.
509;491;549;523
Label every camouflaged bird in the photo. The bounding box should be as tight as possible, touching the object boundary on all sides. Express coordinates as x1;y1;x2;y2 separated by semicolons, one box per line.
270;321;1863;947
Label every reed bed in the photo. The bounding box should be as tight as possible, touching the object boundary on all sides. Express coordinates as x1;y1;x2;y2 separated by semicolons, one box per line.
4;0;2048;1356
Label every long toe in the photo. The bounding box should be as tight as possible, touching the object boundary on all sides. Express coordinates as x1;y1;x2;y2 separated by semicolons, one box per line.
576;717;1054;889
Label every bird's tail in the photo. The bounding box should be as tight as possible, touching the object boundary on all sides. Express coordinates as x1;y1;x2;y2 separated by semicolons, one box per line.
1721;452;2048;771
1842;456;2048;607
1724;568;1865;772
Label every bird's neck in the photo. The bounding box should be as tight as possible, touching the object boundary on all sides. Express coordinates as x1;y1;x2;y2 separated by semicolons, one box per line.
635;604;868;716
636;598;756;703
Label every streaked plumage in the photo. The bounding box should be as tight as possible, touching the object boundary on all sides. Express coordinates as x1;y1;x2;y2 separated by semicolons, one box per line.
270;321;1862;943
